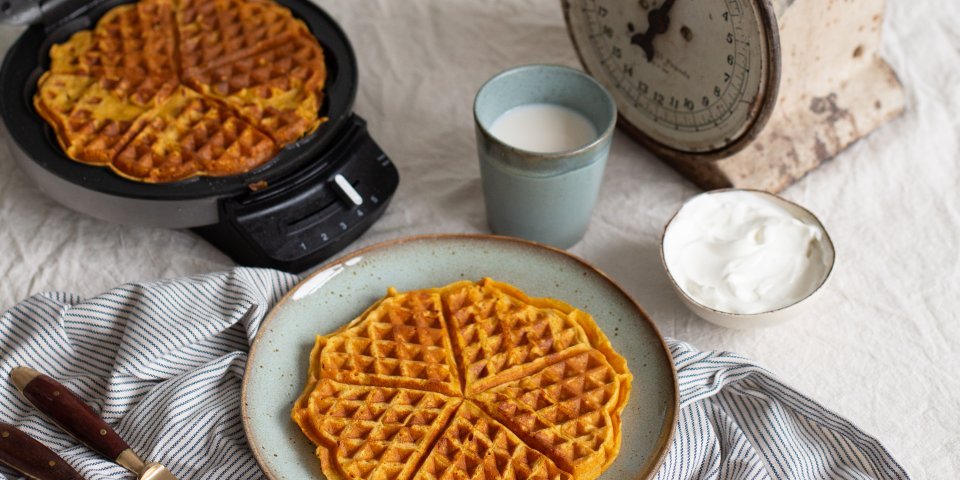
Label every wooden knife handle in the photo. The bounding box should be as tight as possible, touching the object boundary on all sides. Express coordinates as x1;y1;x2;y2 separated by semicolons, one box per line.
11;367;129;463
0;422;84;480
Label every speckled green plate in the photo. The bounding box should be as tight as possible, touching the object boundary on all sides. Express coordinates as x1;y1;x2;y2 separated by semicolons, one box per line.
242;234;678;480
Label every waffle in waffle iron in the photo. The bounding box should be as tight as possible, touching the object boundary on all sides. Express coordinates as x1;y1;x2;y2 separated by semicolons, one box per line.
33;0;327;183
292;278;633;480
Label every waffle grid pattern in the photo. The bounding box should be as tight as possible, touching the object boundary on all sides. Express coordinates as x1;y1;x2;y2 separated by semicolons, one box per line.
33;0;327;183
292;279;633;480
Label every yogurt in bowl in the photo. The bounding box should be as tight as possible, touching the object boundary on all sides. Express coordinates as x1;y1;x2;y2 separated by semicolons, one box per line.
661;189;835;328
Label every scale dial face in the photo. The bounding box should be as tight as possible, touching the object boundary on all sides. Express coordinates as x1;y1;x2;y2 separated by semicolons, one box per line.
564;0;779;155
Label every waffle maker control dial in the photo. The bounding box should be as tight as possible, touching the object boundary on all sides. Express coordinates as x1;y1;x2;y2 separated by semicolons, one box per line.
333;174;363;207
193;115;399;272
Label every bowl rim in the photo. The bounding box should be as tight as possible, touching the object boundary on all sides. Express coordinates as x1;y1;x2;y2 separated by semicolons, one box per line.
659;188;836;319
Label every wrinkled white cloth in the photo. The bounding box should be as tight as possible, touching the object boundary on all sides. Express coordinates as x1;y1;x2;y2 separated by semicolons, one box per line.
1;0;957;477
0;269;907;479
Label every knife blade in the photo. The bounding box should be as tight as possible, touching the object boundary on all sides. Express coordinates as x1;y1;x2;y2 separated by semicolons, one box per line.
0;421;84;480
10;367;179;480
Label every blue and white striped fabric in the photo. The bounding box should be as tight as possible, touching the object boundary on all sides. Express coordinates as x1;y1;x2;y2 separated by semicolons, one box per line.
0;268;909;480
0;268;299;479
655;341;909;480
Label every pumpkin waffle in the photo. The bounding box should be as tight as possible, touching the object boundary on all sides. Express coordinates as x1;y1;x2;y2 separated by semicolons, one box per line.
112;88;277;182
182;31;327;145
292;379;460;480
472;350;630;479
48;0;177;79
292;278;633;480
314;288;462;397
176;0;307;73
34;73;155;166
415;401;571;480
34;0;327;183
443;279;599;396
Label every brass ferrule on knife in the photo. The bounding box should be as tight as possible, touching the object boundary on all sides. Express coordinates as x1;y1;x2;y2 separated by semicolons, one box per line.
9;365;37;393
9;366;178;480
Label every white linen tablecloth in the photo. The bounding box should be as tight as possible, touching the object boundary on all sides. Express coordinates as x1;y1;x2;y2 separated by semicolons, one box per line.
0;0;957;477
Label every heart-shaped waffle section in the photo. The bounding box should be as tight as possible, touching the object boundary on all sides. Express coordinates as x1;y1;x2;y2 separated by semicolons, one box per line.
34;0;326;183
293;379;460;480
315;288;462;397
417;401;571;480
292;278;633;480
472;349;629;478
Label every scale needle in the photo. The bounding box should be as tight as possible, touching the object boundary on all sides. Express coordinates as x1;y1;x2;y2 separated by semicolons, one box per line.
630;0;677;62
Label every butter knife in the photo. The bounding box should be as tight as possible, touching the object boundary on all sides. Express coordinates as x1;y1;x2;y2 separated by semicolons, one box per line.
0;421;84;480
10;367;178;480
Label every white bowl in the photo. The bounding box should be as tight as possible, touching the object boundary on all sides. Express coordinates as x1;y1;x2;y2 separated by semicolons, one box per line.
660;189;836;329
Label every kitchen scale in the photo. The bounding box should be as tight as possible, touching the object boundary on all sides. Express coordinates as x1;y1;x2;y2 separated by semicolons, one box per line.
0;0;399;273
563;0;904;192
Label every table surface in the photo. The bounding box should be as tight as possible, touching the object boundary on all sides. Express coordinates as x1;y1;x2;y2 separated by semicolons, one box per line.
1;0;957;477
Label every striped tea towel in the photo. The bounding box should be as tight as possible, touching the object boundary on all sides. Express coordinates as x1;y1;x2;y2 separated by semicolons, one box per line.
655;342;909;480
0;268;909;480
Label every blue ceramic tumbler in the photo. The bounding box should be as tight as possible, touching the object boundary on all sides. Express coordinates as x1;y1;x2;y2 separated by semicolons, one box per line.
474;64;617;249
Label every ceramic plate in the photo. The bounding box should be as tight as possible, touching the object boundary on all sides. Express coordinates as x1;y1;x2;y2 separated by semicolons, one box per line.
243;234;678;479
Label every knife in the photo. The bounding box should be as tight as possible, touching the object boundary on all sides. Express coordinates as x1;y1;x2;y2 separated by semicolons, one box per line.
10;367;179;480
0;421;84;480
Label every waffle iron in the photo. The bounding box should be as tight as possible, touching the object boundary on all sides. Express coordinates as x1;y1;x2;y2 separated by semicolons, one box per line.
0;0;399;272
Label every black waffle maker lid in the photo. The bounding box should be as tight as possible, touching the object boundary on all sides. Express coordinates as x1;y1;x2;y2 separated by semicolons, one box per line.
0;0;400;273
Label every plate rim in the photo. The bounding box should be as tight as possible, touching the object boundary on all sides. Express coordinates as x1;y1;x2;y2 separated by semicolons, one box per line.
242;233;679;480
